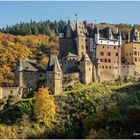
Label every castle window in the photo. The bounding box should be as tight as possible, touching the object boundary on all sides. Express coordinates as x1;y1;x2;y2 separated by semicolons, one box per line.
103;46;105;48
109;66;111;69
135;57;137;62
116;53;118;56
89;68;90;71
100;59;102;62
106;66;108;69
107;52;111;56
105;59;107;62
134;51;137;55
100;52;104;55
130;53;131;55
114;46;116;49
108;59;111;63
102;66;104;69
116;66;117;69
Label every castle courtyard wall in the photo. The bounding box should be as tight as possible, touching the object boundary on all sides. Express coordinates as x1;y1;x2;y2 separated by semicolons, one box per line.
0;87;21;99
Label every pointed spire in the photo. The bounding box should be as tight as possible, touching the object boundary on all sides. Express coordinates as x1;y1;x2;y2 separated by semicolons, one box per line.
81;53;91;62
47;54;62;71
54;57;62;72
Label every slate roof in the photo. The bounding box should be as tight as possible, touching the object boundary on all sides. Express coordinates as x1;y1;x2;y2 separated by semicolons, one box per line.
47;54;62;71
88;23;119;39
18;59;45;72
81;54;91;61
60;39;78;58
130;26;139;42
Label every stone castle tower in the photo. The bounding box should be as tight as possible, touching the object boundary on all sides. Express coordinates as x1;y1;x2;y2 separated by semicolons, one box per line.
46;54;62;94
14;57;62;96
75;21;87;56
79;54;93;84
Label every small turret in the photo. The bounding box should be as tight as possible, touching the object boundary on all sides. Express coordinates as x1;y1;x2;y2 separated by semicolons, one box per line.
94;25;100;44
79;54;93;84
118;30;122;46
108;27;113;40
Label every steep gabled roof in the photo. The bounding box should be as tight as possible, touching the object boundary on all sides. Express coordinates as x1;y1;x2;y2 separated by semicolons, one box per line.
18;59;38;72
17;59;45;72
47;54;62;71
81;54;91;62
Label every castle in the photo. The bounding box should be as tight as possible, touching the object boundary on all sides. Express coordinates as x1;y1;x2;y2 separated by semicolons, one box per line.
0;20;140;98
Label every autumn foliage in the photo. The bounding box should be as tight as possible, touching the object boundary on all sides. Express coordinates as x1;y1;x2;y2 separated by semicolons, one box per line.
34;88;56;126
0;32;59;86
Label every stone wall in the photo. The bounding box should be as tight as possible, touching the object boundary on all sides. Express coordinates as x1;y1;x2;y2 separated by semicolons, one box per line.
60;56;79;73
121;64;135;77
0;87;21;99
63;72;80;85
96;45;121;81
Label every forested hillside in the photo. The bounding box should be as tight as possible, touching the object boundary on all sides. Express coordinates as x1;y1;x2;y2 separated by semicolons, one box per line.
0;20;66;36
0;83;140;139
0;19;138;37
0;32;59;86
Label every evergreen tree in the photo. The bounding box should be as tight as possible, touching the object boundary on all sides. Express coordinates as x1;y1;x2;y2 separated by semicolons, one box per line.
0;19;66;36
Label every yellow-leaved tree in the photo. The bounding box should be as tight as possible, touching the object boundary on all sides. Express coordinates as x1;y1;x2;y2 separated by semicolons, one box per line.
33;88;56;126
